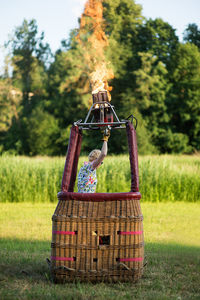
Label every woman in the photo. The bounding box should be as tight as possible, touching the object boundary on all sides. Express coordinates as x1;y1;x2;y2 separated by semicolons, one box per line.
77;130;110;193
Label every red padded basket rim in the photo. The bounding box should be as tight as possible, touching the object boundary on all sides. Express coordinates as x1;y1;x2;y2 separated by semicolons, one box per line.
57;191;141;202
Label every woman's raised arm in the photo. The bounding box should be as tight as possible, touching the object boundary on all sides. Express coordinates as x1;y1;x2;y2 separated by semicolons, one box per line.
92;130;110;169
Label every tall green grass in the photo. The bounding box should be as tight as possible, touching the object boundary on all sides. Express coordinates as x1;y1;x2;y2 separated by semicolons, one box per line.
0;155;199;202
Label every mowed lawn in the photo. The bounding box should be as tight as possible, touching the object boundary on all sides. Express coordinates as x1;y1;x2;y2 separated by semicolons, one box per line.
0;202;200;300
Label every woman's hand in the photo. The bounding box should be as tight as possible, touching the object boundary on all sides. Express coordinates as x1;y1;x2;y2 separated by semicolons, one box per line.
102;129;110;142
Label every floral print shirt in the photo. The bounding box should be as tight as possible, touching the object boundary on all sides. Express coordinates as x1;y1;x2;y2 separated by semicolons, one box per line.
77;162;97;193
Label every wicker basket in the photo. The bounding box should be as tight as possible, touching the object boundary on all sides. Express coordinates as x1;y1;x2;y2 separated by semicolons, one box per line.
50;121;144;283
51;192;144;283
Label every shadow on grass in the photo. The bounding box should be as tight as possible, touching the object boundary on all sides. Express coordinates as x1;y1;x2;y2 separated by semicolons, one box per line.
0;238;50;283
0;238;199;281
0;238;200;299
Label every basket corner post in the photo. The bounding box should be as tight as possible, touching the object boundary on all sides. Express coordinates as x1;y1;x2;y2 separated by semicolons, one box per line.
126;121;140;193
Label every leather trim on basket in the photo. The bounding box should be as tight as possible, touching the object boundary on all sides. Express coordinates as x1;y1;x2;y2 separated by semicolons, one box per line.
57;191;141;202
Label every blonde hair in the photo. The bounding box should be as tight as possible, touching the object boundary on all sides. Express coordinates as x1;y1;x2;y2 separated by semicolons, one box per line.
88;149;101;162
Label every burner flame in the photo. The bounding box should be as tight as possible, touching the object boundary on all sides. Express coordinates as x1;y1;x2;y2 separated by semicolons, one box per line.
77;0;114;100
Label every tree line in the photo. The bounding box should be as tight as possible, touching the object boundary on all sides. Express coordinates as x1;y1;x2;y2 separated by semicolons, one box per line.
0;0;200;155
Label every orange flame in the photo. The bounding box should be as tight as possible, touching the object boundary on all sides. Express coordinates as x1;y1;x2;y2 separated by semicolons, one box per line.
77;0;114;100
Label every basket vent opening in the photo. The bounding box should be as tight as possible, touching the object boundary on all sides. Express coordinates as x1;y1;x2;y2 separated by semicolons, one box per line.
99;235;110;245
93;258;98;262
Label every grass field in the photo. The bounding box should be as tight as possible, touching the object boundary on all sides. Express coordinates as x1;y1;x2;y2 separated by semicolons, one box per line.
0;154;200;203
0;202;200;299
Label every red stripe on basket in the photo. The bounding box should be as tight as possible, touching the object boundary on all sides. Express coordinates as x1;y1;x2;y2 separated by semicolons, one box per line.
52;231;76;235
119;231;143;235
51;256;74;261
119;258;143;262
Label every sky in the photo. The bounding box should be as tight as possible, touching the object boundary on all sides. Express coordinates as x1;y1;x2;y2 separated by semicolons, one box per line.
0;0;200;74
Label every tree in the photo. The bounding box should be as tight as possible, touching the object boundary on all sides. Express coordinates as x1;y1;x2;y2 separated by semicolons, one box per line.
47;43;89;135
0;79;22;133
183;23;200;50
6;19;51;113
168;43;200;151
46;34;93;152
2;19;53;155
26;106;60;155
136;18;179;70
103;0;143;98
133;52;171;152
102;0;152;153
0;78;23;154
103;0;143;77
156;129;190;154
